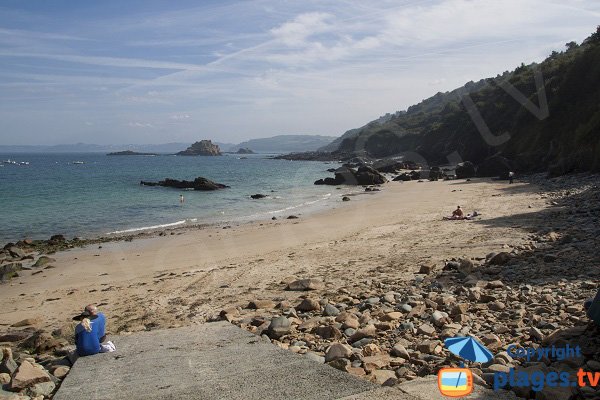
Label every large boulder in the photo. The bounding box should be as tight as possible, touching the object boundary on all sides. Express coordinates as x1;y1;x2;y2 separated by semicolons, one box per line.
428;166;443;181
7;247;25;259
315;166;387;186
477;155;514;179
33;256;55;268
354;166;387;185
176;140;221;156
140;177;229;191
0;263;22;281
455;161;476;179
9;360;51;391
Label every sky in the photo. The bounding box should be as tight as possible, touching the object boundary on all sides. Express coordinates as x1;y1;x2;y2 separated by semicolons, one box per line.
0;0;598;145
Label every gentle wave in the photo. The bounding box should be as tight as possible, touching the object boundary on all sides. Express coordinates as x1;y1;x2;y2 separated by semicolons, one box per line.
245;192;333;218
106;220;187;235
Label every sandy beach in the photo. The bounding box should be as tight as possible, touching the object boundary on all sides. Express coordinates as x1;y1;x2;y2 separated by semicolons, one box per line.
0;178;542;334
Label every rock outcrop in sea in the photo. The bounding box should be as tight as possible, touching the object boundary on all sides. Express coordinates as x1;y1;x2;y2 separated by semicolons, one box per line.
314;166;387;186
140;177;229;190
176;140;221;156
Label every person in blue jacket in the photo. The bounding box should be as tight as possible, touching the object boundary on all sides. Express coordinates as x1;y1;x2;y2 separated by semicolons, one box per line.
73;309;102;356
73;304;113;356
84;304;106;342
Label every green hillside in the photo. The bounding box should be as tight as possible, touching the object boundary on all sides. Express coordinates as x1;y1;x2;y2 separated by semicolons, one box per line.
325;27;600;176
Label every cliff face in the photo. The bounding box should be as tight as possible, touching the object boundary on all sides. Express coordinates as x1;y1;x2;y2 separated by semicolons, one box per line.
177;140;222;156
322;28;600;175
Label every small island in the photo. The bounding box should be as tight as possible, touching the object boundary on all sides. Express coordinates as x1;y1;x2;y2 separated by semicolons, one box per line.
140;177;229;191
107;151;158;156
236;147;254;154
176;140;221;156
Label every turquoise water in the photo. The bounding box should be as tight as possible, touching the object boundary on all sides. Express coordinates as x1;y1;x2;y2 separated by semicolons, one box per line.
0;153;349;243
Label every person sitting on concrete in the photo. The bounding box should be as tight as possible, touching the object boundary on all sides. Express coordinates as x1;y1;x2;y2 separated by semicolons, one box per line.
73;309;102;356
85;304;106;343
73;307;115;357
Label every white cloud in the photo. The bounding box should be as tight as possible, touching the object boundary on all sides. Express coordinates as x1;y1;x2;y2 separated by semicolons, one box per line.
169;114;190;120
127;122;154;128
270;12;333;46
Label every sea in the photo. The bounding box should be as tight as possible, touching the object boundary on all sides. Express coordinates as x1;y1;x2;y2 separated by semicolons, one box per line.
0;153;357;243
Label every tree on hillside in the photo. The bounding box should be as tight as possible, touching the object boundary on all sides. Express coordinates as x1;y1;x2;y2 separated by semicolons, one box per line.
566;41;578;51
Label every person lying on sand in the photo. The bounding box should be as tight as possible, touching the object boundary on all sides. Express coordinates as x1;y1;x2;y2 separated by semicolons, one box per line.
72;306;115;357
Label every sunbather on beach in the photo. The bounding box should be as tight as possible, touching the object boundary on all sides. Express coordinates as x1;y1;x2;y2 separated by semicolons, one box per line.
443;206;465;220
442;207;480;221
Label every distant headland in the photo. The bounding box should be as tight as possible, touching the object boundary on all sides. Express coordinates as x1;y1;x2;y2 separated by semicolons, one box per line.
107;150;158;156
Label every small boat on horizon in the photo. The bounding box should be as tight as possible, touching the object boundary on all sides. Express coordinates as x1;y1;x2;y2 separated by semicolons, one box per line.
72;161;85;164
2;159;28;165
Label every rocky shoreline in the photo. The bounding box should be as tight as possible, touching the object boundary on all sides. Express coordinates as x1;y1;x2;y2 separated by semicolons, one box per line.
220;173;600;399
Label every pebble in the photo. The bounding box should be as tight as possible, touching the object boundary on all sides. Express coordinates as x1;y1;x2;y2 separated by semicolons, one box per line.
324;343;352;362
297;298;321;312
417;323;436;336
323;304;340;317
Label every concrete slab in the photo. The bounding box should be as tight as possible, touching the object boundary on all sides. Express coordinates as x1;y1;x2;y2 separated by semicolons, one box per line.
54;321;418;400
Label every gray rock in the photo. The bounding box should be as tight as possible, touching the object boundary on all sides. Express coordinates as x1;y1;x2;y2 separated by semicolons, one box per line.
8;246;26;259
304;352;325;364
399;322;414;331
399;304;412;313
27;380;56;398
267;316;291;339
323;304;340;317
344;328;357;337
0;348;17;375
33;255;56;268
351;338;374;348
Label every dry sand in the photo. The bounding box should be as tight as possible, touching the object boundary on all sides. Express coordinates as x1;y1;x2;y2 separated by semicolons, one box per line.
0;178;545;335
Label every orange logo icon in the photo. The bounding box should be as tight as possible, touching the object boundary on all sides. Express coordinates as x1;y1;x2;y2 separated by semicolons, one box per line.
438;368;473;397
